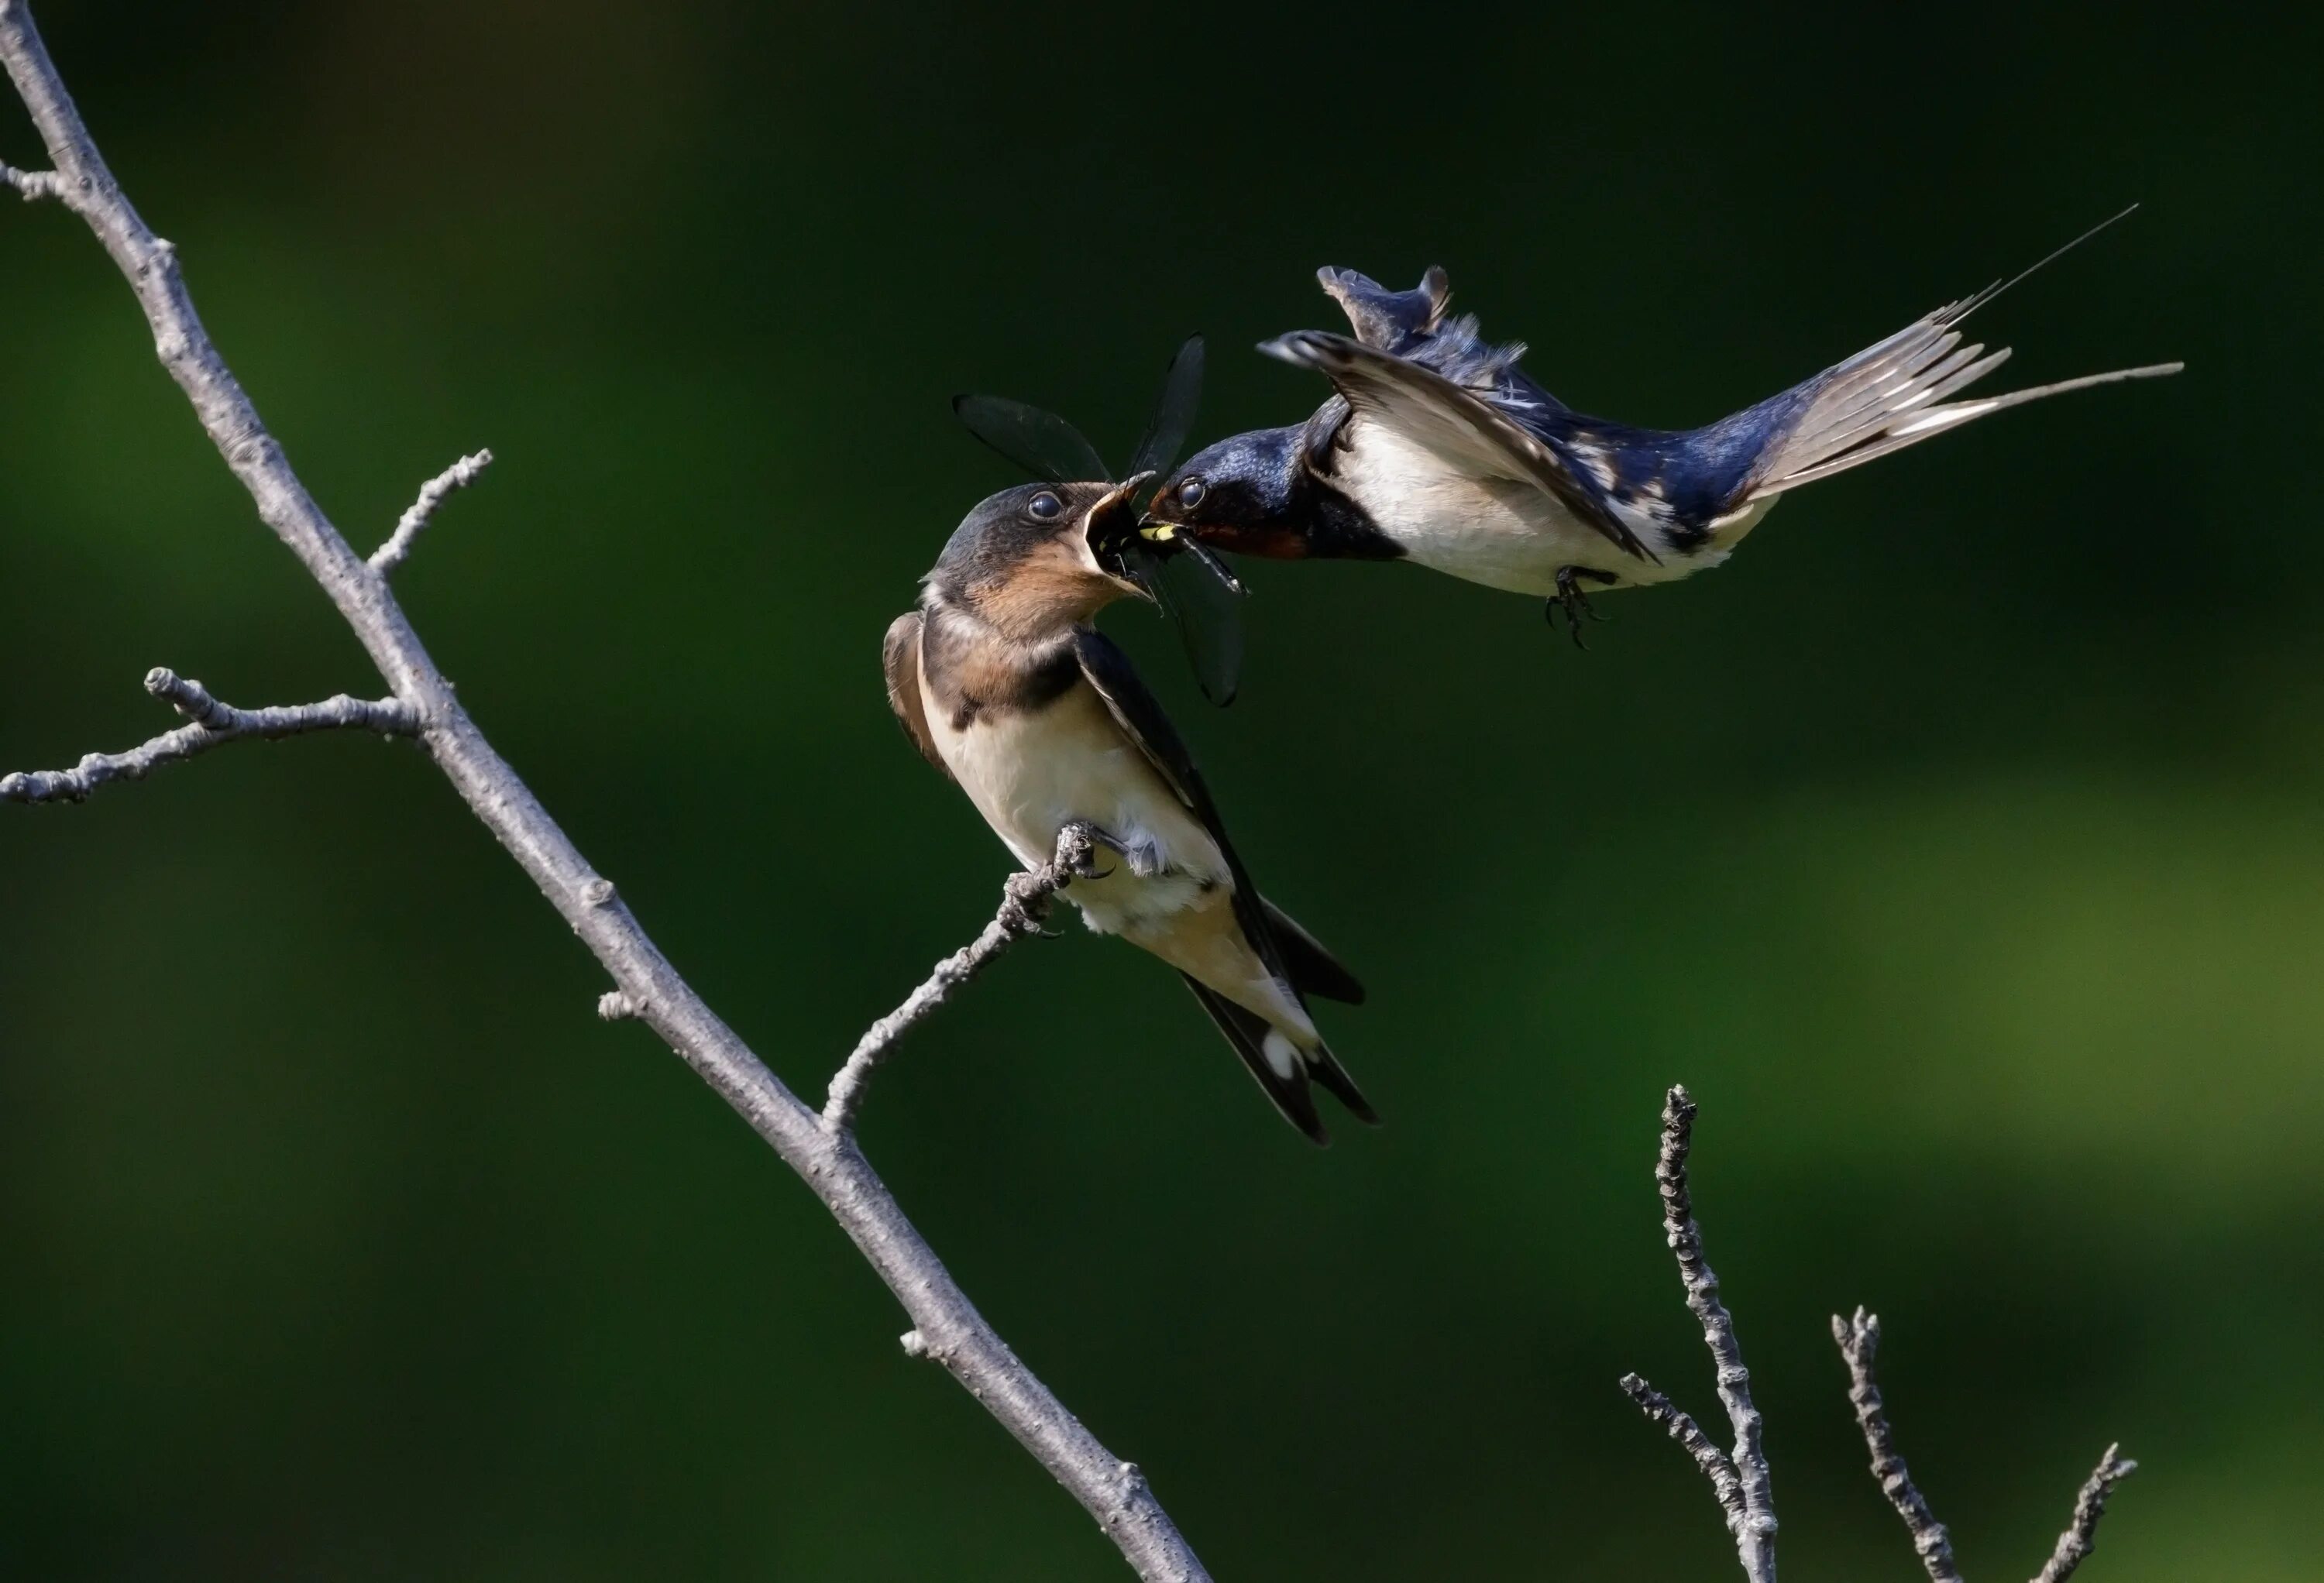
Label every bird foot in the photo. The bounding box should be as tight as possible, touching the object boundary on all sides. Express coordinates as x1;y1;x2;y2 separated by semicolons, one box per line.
1054;821;1165;884
1544;567;1616;649
1054;820;1118;883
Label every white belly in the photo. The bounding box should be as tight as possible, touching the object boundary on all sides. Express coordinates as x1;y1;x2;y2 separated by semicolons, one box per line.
927;681;1226;935
1337;424;1771;595
921;671;1311;1038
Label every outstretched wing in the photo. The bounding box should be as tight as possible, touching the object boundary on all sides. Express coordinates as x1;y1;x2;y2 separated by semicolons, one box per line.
1261;329;1656;563
881;612;948;778
1317;265;1451;355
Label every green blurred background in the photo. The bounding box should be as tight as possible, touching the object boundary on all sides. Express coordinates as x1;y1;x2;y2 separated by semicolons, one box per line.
2;2;2315;1578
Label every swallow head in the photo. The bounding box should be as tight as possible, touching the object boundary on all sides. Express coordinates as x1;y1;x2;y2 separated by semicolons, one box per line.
931;476;1154;639
1142;426;1314;559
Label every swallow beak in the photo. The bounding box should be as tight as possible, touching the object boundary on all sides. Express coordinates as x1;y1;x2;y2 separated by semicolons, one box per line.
1084;472;1160;603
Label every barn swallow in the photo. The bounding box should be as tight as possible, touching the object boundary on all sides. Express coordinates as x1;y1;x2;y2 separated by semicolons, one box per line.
1141;212;2182;639
883;475;1373;1142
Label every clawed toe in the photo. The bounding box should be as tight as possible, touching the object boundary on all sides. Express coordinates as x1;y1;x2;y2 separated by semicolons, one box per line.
1054;820;1122;883
1545;567;1614;649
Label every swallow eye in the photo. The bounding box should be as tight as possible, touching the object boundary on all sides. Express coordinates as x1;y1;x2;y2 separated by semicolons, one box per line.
1027;490;1063;522
1176;477;1207;510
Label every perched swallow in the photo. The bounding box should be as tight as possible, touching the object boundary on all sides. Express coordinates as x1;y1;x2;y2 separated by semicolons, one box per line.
883;476;1374;1142
1142;213;2183;637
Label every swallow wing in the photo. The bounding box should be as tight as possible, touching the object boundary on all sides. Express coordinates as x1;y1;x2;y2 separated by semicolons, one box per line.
1073;630;1373;1126
1316;266;1452;354
1260;899;1364;1005
881;612;949;778
1071;628;1240;873
1063;632;1364;1004
1261;329;1655;562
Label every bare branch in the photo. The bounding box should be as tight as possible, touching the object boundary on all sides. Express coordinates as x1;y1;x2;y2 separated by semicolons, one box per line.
2;666;419;804
2030;1446;2137;1583
1620;1372;1745;1526
1647;1084;1779;1582
1625;1092;2140;1583
823;824;1092;1134
0;5;1209;1575
1832;1307;1964;1583
371;448;492;573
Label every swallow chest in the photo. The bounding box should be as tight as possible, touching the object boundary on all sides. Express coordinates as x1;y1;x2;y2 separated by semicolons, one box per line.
926;675;1227;936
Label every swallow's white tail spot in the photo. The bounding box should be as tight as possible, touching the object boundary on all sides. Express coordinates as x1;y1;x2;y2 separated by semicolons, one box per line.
1260;1028;1300;1081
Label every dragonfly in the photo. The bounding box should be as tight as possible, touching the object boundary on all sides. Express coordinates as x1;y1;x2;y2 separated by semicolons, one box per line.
954;336;1248;706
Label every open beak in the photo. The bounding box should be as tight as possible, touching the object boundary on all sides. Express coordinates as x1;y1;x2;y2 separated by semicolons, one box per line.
1084;471;1160;603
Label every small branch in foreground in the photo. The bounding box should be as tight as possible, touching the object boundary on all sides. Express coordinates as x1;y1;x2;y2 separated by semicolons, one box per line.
1622;1087;2138;1583
1622;1084;1779;1583
1;666;420;804
2030;1447;2137;1583
1834;1308;1963;1583
822;824;1094;1133
1619;1372;1745;1530
370;448;492;573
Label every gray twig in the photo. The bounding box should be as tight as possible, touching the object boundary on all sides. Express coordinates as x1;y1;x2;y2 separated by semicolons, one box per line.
1619;1372;1745;1528
1831;1308;2136;1583
1622;1103;2144;1583
0;4;1208;1577
2;666;419;804
2030;1446;2137;1583
370;448;492;573
823;824;1091;1134
2;156;62;201
1832;1307;1964;1583
1626;1085;1779;1583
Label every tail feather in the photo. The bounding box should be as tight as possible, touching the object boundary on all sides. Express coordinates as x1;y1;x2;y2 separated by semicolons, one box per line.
1752;362;2181;499
1179;976;1378;1143
1738;208;2181;503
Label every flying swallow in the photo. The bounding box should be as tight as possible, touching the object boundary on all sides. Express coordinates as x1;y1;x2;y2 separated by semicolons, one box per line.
883;475;1374;1142
1140;211;2183;639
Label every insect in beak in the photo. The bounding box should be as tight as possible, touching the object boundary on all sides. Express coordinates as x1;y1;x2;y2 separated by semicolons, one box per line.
1085;472;1161;603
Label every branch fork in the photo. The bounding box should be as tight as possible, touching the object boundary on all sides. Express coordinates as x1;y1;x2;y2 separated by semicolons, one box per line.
0;5;1209;1575
2;666;419;804
371;448;492;573
1623;1087;2136;1583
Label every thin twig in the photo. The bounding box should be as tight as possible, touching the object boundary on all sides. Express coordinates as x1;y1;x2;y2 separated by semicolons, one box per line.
823;824;1092;1133
1832;1307;1964;1583
1651;1084;1779;1582
2;666;419;804
2030;1446;2136;1583
1619;1372;1745;1527
2;156;63;201
0;5;1208;1577
370;448;491;573
1623;1090;2138;1583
